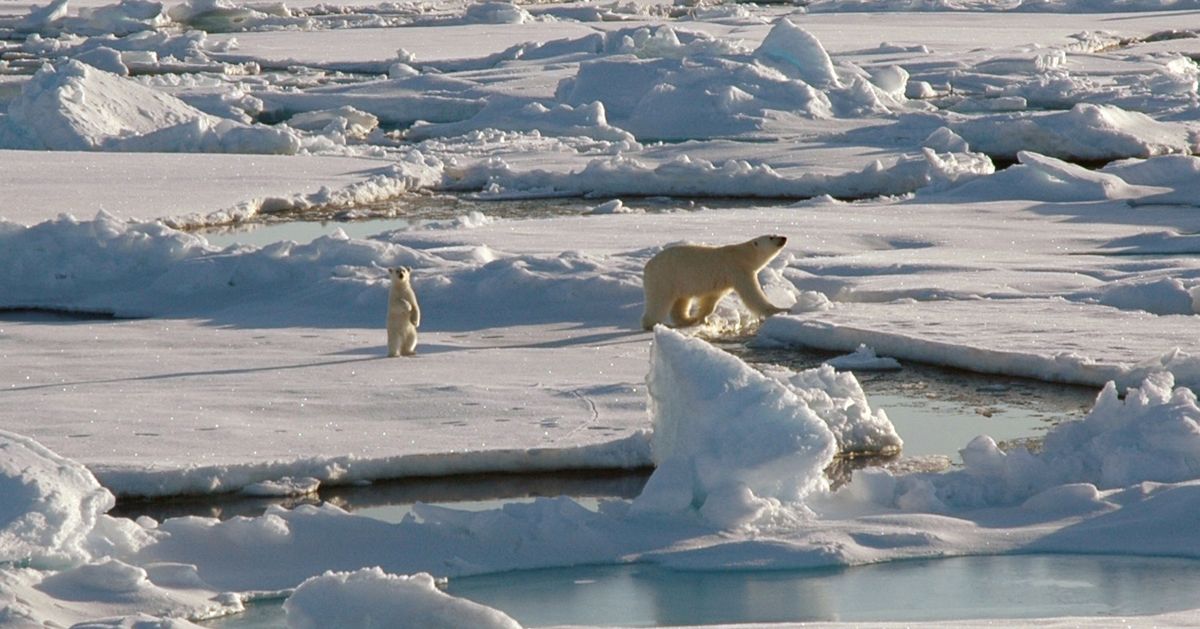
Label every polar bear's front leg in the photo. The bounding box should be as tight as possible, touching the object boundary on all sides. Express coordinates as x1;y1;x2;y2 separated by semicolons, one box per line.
691;290;728;324
732;274;786;318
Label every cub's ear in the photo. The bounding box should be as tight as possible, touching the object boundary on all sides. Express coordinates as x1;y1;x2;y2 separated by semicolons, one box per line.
403;266;412;274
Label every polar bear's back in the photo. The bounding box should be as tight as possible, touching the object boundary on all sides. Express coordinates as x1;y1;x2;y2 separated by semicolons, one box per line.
644;243;736;294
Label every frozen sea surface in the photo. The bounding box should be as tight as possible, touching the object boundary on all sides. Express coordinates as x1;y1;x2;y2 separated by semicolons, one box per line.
9;0;1200;625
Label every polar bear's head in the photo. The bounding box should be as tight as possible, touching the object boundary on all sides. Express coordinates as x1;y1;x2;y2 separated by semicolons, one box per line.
388;266;412;284
747;234;787;258
742;234;788;269
751;234;787;251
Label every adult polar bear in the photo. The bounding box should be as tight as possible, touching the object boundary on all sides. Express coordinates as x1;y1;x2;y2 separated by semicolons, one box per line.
641;234;790;330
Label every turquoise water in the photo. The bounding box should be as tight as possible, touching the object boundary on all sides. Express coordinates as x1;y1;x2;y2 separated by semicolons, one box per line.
203;554;1200;627
448;555;1200;626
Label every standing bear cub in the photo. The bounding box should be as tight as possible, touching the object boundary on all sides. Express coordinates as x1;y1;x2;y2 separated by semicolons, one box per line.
386;266;421;357
641;234;789;330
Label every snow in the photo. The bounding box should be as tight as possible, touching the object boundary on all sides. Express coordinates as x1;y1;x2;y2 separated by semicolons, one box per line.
283;568;521;629
0;61;301;154
633;327;840;529
7;0;1200;625
0;429;113;568
825;344;903;371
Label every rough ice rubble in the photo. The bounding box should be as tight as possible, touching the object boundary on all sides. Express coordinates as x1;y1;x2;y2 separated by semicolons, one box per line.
754;18;841;89
928;151;1200;207
0;210;641;329
553;19;912;140
0;429;238;626
164;151;444;228
633;327;900;529
283;568;521;629
856;371;1200;511
11;0;169;37
449;149;994;199
944;103;1196;161
823;344;903;372
0;61;300;154
928;150;1150;201
633;327;840;529
406;100;636;144
0;429;114;568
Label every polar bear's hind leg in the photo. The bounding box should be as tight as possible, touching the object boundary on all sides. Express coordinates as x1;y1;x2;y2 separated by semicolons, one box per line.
641;285;673;330
387;327;401;358
669;297;699;327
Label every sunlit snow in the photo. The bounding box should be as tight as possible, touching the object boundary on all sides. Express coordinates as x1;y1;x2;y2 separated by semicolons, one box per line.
5;0;1200;625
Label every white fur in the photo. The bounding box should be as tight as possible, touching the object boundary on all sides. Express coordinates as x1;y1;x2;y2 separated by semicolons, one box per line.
387;267;421;357
641;234;789;330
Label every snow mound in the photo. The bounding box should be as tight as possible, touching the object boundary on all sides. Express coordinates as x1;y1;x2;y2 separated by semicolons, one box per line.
1042;372;1200;488
1086;277;1199;316
632;327;839;529
0;210;645;330
823;344;903;371
866;372;1200;511
557;55;834;140
0;429;114;568
242;476;320;497
932;151;1145;201
0;61;300;154
462;1;533;24
753;18;841;88
284;568;521;629
763;362;903;455
14;0;170;36
407;100;635;144
454;149;993;199
953;104;1193;161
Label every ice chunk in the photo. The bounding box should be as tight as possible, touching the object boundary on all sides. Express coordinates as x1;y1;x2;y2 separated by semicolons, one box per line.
632;327;839;528
0;61;300;154
283;568;522;629
0;430;114;568
754;18;841;88
824;344;903;372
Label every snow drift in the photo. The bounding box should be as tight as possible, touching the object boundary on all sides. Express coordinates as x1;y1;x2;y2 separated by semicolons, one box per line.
0;430;114;568
0;61;300;154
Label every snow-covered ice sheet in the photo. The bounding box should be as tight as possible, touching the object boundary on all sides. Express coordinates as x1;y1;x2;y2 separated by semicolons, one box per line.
0;150;401;226
0;316;653;497
759;298;1200;389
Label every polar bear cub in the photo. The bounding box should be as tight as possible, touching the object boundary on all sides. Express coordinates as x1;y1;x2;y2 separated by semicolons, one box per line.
641;234;789;330
386;266;420;357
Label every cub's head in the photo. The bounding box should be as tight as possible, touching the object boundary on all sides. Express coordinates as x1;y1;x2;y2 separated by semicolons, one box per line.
388;266;412;284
